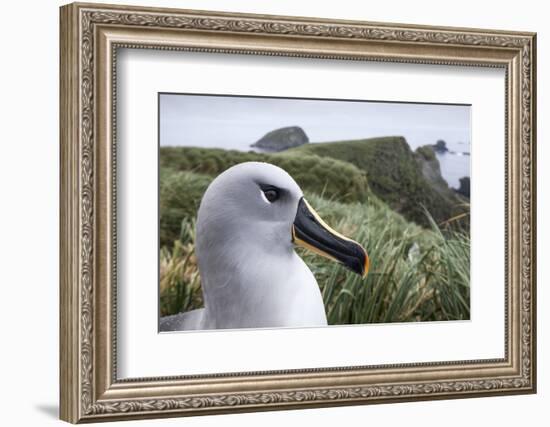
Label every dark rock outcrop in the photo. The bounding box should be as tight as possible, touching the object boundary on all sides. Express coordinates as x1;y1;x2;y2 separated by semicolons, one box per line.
251;126;309;152
432;139;449;154
414;145;451;199
456;176;470;198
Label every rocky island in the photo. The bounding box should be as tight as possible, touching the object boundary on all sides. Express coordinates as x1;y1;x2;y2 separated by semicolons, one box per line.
432;139;449;154
251;126;309;152
432;139;470;156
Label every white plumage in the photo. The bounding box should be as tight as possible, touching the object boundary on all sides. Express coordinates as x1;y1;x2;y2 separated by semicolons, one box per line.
160;161;367;332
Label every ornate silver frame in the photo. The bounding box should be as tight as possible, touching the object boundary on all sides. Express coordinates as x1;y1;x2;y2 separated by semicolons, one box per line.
60;2;537;423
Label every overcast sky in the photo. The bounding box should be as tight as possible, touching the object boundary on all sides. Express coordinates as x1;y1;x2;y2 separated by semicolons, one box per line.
159;93;470;152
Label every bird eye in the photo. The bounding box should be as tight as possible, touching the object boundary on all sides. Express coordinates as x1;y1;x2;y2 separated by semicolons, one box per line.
259;185;280;203
263;188;279;203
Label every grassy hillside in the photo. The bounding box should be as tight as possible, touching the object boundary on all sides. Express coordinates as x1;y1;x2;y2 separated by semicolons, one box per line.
290;137;467;228
161;146;368;202
158;139;470;324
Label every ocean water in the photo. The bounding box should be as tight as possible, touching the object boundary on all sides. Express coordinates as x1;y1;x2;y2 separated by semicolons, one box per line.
436;152;470;190
432;140;470;190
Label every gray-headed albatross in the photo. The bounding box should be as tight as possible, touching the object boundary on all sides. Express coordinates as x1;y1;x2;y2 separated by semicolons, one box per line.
160;162;369;331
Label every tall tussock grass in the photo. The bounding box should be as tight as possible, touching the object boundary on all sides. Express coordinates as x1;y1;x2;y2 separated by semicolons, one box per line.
159;220;203;316
159;192;470;323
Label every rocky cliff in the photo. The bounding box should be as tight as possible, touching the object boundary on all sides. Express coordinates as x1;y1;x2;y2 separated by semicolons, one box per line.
291;137;468;229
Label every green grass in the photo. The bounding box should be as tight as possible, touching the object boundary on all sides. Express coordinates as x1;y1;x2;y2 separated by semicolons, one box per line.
159;219;203;316
303;195;469;323
160;170;212;248
160;146;369;202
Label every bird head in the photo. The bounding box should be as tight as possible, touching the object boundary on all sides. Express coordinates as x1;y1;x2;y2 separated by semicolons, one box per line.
195;161;369;277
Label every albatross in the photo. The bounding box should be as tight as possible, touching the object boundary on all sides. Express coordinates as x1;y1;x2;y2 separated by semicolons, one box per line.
160;161;369;331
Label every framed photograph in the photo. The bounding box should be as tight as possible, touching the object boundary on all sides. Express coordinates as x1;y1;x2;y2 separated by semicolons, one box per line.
60;2;537;423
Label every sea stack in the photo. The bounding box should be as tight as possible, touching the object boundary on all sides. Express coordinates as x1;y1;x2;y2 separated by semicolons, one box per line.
432;139;449;154
456;176;470;198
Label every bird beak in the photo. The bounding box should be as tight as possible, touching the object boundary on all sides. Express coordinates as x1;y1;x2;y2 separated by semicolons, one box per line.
292;197;369;277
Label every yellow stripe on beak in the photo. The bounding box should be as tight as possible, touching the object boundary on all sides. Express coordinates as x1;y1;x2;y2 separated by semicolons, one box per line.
292;198;369;278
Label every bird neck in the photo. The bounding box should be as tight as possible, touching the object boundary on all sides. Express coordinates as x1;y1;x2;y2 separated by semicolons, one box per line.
196;238;309;328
